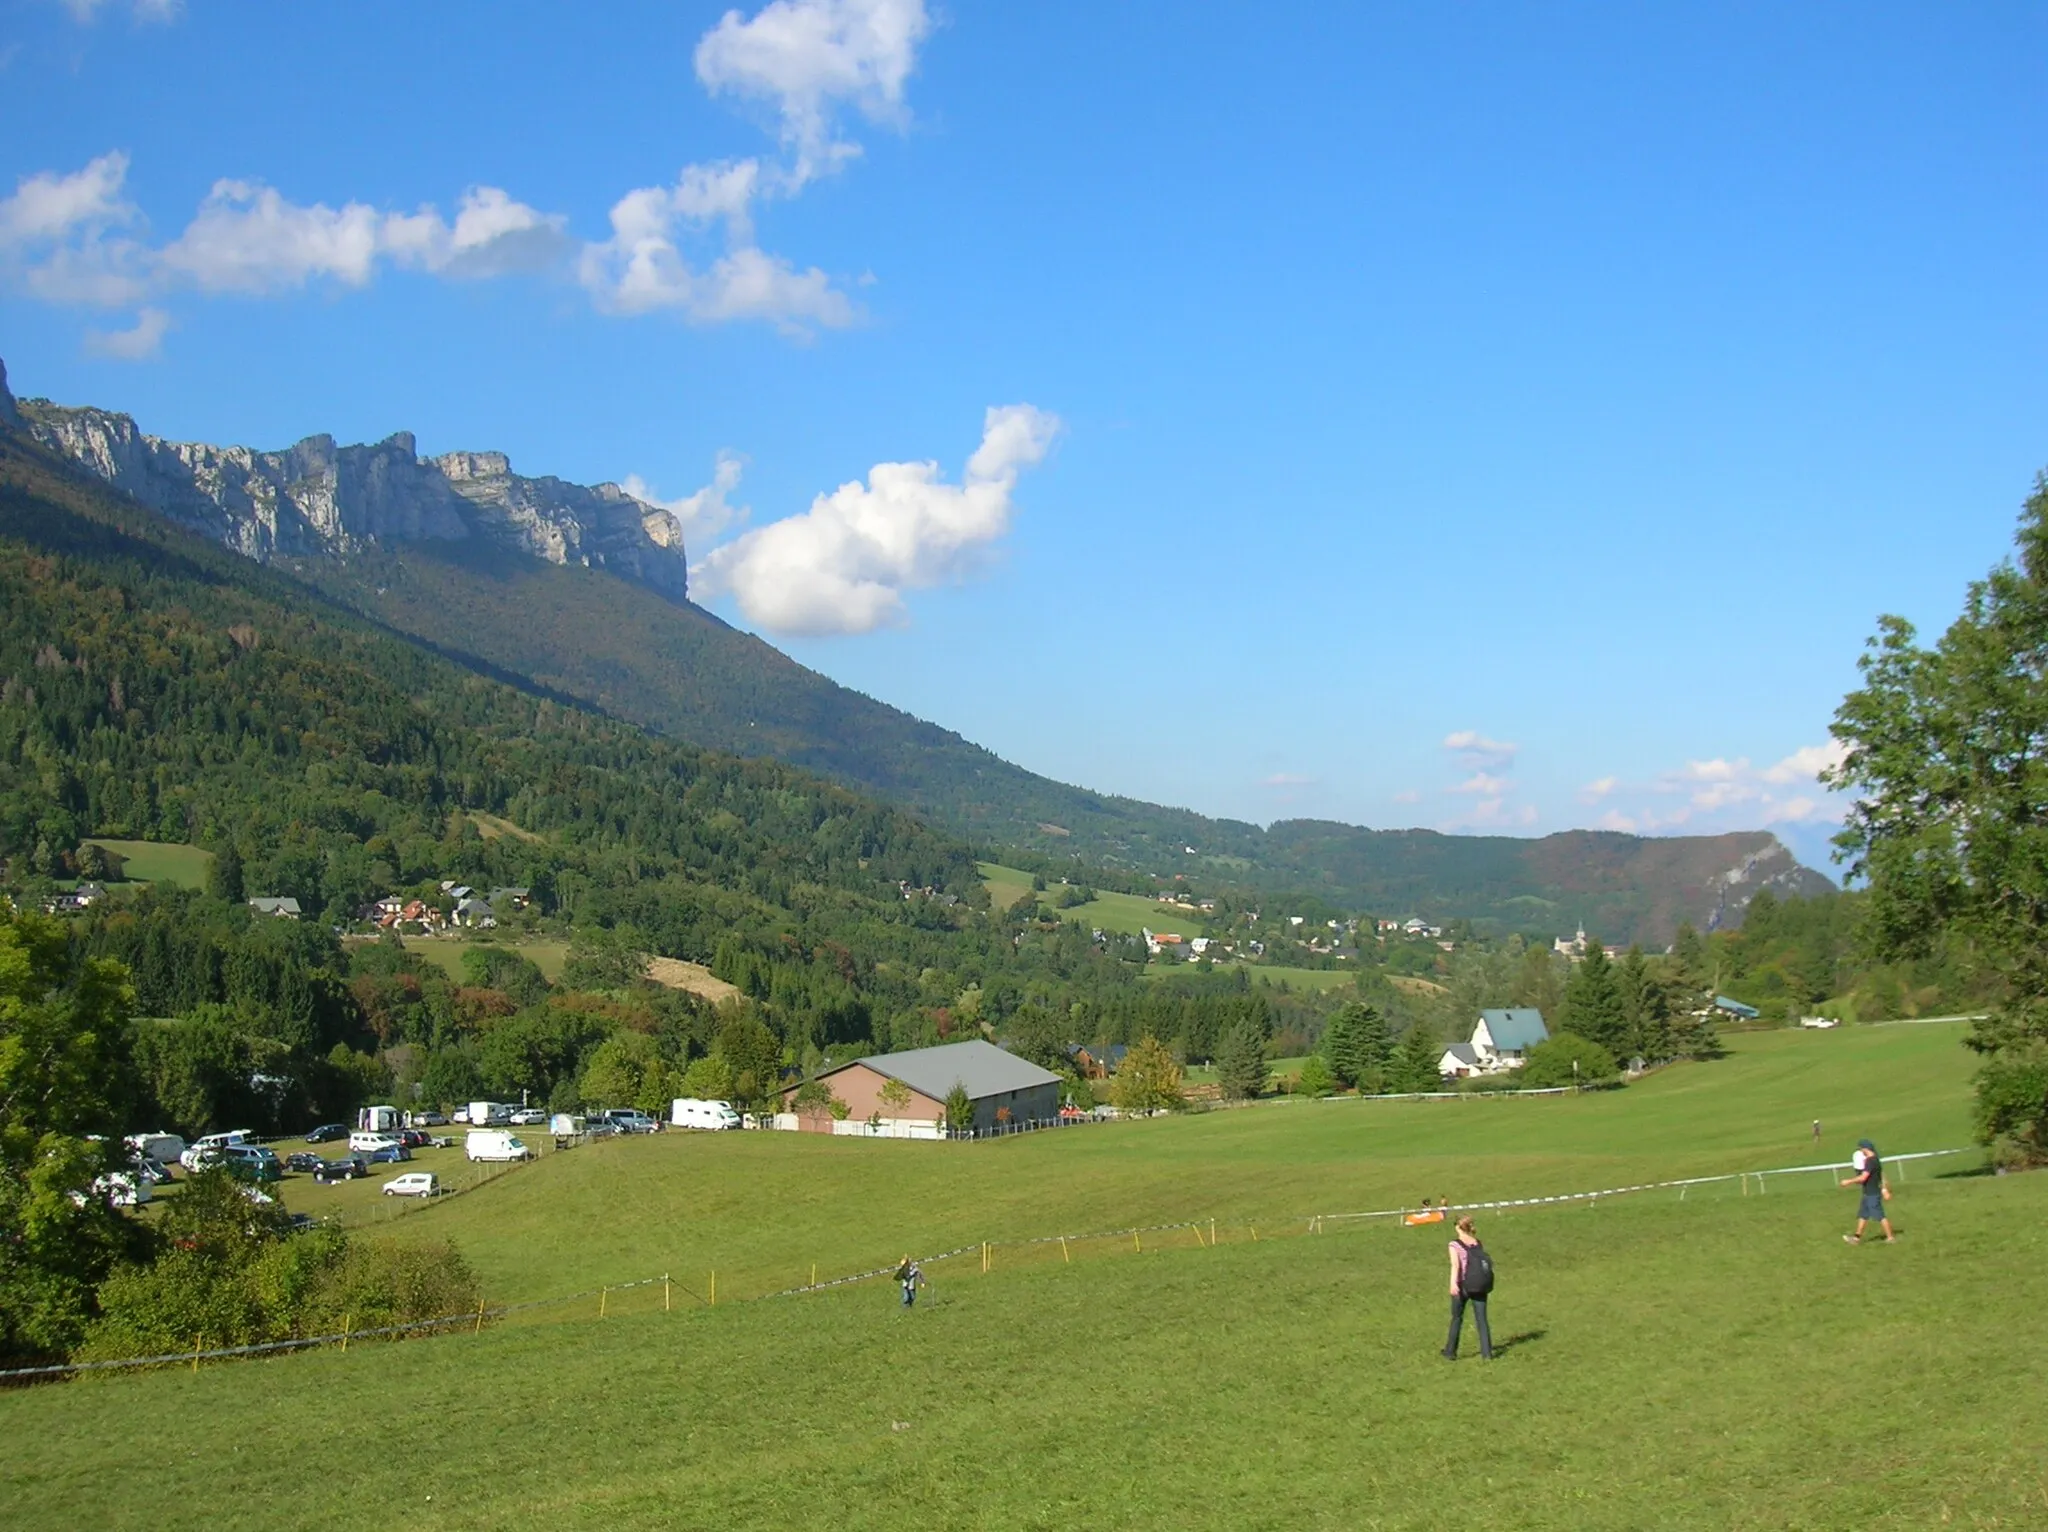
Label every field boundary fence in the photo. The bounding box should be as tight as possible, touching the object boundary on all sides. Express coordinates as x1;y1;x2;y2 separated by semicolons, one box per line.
2;1146;1972;1384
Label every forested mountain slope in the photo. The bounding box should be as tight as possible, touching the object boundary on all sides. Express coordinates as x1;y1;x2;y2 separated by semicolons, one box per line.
2;361;1828;943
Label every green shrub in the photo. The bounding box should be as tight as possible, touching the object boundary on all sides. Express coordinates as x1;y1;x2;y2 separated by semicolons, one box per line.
1295;1055;1337;1097
1520;1033;1622;1090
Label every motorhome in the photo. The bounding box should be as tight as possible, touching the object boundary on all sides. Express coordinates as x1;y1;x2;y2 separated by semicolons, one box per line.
125;1132;186;1166
463;1101;514;1126
357;1104;402;1133
465;1129;533;1163
670;1098;742;1131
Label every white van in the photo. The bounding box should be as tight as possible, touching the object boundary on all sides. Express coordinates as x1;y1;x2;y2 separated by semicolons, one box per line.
671;1098;742;1131
349;1130;402;1154
463;1101;514;1127
125;1132;186;1166
466;1129;533;1163
357;1104;402;1133
180;1130;253;1170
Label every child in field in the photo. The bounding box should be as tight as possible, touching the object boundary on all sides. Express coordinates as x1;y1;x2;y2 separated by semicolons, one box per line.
1841;1139;1895;1244
1441;1216;1494;1360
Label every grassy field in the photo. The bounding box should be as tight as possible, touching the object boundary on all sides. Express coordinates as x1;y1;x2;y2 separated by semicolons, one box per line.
391;936;570;984
8;1021;2042;1529
980;861;1219;938
81;839;212;888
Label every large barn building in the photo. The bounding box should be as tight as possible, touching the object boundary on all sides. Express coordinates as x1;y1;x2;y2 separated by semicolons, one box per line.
778;1040;1062;1138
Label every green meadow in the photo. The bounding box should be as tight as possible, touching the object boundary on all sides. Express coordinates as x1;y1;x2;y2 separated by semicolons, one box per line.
7;1021;2044;1530
393;935;571;984
80;839;212;888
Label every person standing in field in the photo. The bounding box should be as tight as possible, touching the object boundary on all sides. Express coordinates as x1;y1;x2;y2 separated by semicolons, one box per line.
1441;1216;1494;1360
1812;1119;1822;1144
894;1255;926;1308
1841;1138;1896;1244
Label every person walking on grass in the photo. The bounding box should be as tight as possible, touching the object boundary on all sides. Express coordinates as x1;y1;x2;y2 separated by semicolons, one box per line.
894;1255;926;1308
1841;1138;1896;1244
1442;1216;1495;1360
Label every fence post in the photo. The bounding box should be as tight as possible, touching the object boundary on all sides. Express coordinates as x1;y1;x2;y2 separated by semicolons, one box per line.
664;1275;671;1313
710;1270;716;1307
475;1299;487;1335
193;1334;201;1373
600;1286;608;1319
1211;1217;1217;1247
342;1315;350;1354
1134;1230;1142;1254
811;1263;817;1288
1061;1235;1070;1264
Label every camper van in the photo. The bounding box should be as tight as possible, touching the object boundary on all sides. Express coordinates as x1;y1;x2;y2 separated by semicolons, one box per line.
463;1101;514;1127
465;1129;533;1163
180;1130;253;1170
125;1132;186;1167
670;1098;742;1131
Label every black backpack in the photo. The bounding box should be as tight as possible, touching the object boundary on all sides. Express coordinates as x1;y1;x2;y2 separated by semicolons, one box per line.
1459;1241;1495;1297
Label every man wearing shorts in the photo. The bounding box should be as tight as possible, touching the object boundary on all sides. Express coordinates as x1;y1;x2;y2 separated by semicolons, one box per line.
1841;1138;1895;1244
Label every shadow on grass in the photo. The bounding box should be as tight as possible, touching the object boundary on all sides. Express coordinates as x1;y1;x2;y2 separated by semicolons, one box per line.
1489;1329;1547;1356
1935;1163;1997;1180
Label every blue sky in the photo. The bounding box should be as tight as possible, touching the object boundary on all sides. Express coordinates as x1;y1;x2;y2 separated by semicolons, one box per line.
3;1;2044;872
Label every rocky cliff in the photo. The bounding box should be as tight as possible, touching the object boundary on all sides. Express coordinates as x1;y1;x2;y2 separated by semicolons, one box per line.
1;364;688;600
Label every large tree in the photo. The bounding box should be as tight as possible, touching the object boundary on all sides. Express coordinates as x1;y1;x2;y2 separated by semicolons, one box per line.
1213;1020;1269;1102
1560;941;1627;1056
1828;475;2048;1164
0;902;143;1363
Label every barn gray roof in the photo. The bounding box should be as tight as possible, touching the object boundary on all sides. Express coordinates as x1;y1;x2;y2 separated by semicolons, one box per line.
831;1040;1061;1103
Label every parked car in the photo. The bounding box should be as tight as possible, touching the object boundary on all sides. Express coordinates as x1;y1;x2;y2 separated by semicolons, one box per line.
313;1156;368;1183
93;1170;152;1206
509;1108;548;1126
360;1142;412;1165
602;1109;661;1134
465;1129;533;1162
349;1130;402;1154
219;1144;284;1183
398;1128;430;1148
584;1120;621;1139
382;1172;441;1198
304;1123;349;1144
408;1110;448;1127
180;1130;254;1170
285;1151;325;1173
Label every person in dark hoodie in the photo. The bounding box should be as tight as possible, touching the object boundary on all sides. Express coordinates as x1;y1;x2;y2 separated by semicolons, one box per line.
1841;1139;1896;1244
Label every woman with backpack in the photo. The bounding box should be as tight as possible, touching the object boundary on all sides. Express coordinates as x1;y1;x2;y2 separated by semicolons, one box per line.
1442;1216;1495;1360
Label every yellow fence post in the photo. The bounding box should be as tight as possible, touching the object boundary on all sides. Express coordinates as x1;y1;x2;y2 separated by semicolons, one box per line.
1251;1224;1258;1242
1211;1217;1217;1247
475;1299;487;1335
1134;1230;1142;1254
600;1286;608;1319
664;1275;671;1313
193;1335;201;1374
342;1316;350;1354
710;1270;716;1307
811;1263;817;1288
1060;1235;1070;1264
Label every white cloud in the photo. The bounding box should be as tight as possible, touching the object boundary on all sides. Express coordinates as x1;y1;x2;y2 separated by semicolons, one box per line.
694;403;1060;635
61;0;181;22
382;186;572;278
83;305;169;359
1261;772;1314;788
1581;775;1619;802
695;0;929;183
1391;789;1422;805
1581;739;1852;836
11;1;935;342
1449;771;1510;797
623;452;749;546
158;179;383;294
1761;739;1848;785
1442;730;1519;770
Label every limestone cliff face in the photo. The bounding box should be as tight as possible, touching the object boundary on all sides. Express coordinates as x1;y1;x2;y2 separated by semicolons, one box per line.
8;381;688;600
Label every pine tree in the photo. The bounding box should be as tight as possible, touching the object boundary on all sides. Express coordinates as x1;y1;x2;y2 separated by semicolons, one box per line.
206;843;243;904
1214;1020;1269;1101
1561;939;1628;1055
1392;1020;1442;1093
1320;1001;1390;1091
1616;946;1672;1064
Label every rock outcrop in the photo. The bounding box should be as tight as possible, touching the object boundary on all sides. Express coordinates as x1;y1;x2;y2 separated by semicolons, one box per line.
6;372;688;600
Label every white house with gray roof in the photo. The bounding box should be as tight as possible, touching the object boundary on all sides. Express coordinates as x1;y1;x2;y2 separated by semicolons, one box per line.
1466;1008;1550;1074
778;1039;1063;1138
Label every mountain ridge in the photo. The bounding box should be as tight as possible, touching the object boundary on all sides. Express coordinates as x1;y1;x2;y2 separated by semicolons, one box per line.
0;357;1832;943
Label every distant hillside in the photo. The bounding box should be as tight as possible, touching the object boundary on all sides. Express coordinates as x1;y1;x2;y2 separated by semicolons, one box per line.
0;358;1830;944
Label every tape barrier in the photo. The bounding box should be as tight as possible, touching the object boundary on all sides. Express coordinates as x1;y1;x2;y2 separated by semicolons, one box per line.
8;1146;1971;1381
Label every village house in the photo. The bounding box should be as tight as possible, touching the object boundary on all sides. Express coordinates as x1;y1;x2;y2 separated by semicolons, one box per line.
1460;1008;1550;1074
778;1040;1063;1139
247;896;302;920
452;896;496;929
